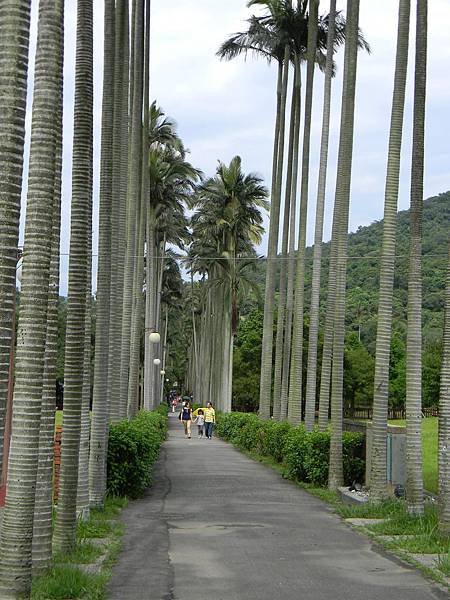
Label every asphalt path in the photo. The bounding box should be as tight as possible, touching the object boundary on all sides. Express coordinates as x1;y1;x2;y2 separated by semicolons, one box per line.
108;413;447;599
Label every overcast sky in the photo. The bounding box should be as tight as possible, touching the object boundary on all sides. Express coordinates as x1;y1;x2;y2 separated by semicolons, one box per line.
20;0;450;295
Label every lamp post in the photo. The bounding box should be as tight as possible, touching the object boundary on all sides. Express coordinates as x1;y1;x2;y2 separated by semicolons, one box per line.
0;248;23;506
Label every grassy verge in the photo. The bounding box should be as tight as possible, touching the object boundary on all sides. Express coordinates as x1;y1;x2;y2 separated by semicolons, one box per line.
31;496;128;600
388;417;438;493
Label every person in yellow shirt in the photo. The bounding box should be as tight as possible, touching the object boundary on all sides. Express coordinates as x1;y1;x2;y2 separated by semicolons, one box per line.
204;402;216;439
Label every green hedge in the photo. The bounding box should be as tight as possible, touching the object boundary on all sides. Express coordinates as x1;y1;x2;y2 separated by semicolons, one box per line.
107;408;168;499
216;412;364;487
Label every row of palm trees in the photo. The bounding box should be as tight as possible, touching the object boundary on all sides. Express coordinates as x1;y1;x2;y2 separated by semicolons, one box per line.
219;0;449;525
187;156;268;412
0;0;197;595
0;0;270;593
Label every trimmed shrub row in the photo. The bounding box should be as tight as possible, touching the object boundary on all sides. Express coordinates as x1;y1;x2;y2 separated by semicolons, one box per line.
216;412;364;487
107;407;168;499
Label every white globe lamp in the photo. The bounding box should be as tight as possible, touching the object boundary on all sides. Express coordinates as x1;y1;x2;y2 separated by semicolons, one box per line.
160;369;166;375
153;358;161;365
149;331;160;344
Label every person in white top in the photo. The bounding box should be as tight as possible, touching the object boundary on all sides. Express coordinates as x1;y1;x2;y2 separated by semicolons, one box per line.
193;409;205;438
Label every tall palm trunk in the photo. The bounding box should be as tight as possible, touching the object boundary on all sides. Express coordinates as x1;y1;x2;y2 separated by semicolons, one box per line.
439;244;450;533
144;206;156;410
288;0;319;427
0;0;32;472
306;0;337;432
89;0;115;508
128;0;150;416
108;0;129;423
32;52;64;575
273;71;298;421
280;54;301;422
191;272;199;398
153;238;166;404
259;51;289;419
0;1;63;593
328;0;360;491
159;306;168;404
119;0;144;415
53;0;93;552
370;0;410;501
406;0;427;516
77;228;92;521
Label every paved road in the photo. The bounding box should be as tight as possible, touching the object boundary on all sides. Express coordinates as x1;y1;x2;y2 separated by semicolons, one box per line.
108;413;446;600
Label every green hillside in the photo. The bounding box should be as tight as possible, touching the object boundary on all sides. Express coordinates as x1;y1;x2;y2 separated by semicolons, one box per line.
234;192;449;412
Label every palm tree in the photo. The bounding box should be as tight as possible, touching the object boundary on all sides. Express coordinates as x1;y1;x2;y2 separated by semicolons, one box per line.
439;243;450;534
305;0;337;432
405;0;427;517
108;0;130;423
279;52;301;421
89;0;115;508
0;0;63;594
53;0;93;552
77;203;92;521
219;1;363;420
370;0;411;502
218;1;291;419
144;122;200;409
33;12;64;572
288;0;319;427
128;0;151;417
191;157;268;410
0;0;32;472
272;61;299;421
119;0;145;416
328;0;361;491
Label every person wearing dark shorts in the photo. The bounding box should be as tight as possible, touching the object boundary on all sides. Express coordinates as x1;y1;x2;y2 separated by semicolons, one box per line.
180;401;192;439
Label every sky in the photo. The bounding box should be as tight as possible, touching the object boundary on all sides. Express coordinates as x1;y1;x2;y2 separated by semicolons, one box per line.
20;0;450;295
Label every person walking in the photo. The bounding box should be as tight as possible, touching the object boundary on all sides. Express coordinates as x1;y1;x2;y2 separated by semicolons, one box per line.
193;409;205;438
179;400;193;439
204;402;216;439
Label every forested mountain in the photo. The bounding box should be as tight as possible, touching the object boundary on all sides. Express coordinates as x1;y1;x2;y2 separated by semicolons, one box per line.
234;192;449;411
249;191;448;339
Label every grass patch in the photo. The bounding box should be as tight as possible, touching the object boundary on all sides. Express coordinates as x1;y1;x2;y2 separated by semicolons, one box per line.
368;505;437;535
55;410;63;428
54;542;104;565
77;517;114;540
295;483;340;505
364;504;450;555
387;533;450;554
31;565;106;600
337;499;405;520
32;498;127;599
389;417;438;493
437;551;450;576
